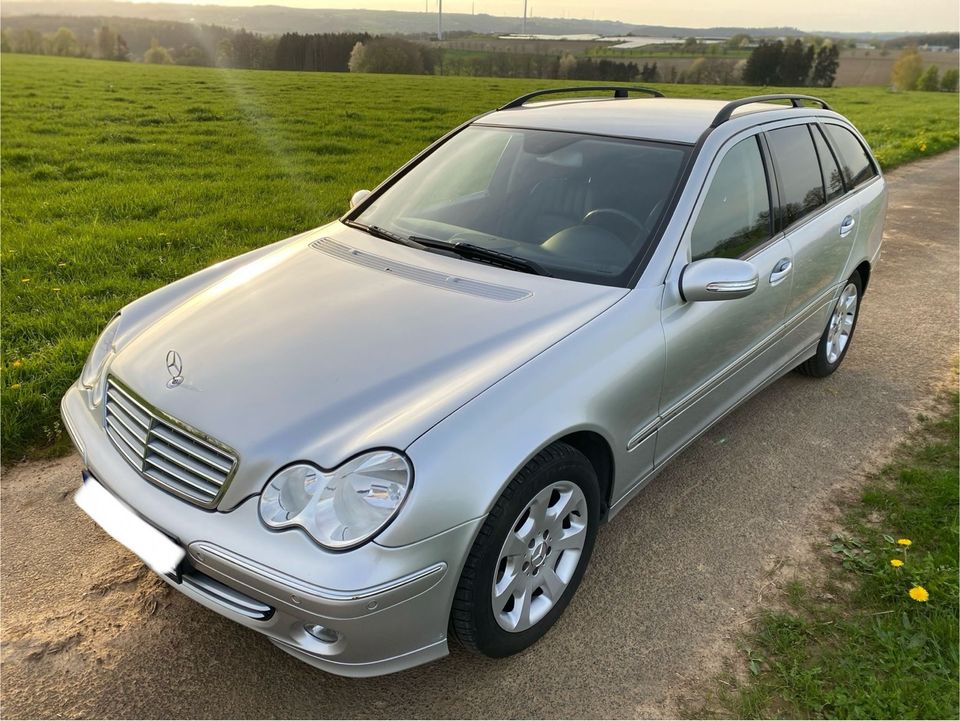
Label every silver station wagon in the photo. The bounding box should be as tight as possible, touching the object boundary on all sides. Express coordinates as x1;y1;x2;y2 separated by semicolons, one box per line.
64;87;886;677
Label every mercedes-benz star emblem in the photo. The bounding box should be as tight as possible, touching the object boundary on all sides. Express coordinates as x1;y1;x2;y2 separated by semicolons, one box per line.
165;350;184;388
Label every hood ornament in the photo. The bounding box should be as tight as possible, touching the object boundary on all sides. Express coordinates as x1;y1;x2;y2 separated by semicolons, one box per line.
166;350;184;388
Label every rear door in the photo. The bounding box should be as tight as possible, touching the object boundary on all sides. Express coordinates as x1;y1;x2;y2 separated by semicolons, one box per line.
764;122;863;357
656;132;793;464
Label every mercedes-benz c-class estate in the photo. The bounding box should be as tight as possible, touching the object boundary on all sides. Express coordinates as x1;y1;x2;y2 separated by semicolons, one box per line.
64;88;887;677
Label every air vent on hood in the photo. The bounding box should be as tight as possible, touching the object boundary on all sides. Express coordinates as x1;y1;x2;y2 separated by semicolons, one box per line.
310;237;532;302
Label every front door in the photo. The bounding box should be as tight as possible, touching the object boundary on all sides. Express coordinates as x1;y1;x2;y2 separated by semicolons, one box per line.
656;132;793;464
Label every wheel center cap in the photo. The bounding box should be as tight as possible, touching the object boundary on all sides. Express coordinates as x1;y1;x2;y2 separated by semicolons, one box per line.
531;542;547;568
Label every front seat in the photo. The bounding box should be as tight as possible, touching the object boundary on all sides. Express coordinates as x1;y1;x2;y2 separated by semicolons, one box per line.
519;175;592;242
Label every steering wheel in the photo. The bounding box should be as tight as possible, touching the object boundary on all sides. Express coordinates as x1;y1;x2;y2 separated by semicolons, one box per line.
641;200;665;234
581;208;645;244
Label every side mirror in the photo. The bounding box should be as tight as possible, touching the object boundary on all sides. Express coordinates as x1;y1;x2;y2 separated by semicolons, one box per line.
350;189;371;209
680;257;759;302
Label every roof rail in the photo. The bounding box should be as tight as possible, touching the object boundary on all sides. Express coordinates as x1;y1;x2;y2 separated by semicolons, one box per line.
498;85;664;110
711;94;832;128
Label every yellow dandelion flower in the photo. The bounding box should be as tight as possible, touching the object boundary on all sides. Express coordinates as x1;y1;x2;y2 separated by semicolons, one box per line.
11;359;23;368
890;558;904;567
20;278;30;283
909;586;929;602
920;143;927;152
897;538;912;546
9;383;21;390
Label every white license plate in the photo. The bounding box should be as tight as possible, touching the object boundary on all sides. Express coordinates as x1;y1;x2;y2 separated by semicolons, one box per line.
75;478;185;576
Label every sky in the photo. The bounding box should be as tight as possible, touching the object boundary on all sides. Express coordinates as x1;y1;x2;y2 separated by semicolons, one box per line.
126;0;960;33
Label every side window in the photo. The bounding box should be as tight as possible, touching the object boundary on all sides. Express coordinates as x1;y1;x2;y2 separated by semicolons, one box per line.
691;136;772;261
811;125;844;202
824;124;878;189
766;125;825;227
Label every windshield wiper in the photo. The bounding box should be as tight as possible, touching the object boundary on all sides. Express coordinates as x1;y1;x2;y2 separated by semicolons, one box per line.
346;221;550;277
344;220;427;250
412;238;553;277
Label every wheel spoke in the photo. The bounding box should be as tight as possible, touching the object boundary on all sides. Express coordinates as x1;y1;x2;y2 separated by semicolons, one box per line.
502;530;528;559
494;567;525;605
515;587;532;630
539;566;566;601
552;523;586;552
527;495;548;531
547;489;579;525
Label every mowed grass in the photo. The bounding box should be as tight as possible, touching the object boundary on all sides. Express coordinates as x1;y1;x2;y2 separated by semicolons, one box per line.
2;53;958;461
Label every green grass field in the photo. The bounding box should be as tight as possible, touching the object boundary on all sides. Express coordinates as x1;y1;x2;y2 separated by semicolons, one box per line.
2;53;958;461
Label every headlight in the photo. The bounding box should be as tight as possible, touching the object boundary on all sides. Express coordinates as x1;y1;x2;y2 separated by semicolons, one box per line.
80;314;121;391
259;451;412;550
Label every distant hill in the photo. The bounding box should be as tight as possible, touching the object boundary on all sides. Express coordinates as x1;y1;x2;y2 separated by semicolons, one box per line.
0;0;886;39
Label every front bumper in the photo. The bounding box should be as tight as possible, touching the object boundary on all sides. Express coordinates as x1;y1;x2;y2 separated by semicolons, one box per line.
62;383;483;677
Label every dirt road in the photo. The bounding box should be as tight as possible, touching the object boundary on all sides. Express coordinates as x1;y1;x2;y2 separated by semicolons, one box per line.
2;150;958;719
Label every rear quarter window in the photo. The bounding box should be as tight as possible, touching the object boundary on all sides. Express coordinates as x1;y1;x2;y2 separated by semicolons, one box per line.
824;124;878;189
811;125;844;202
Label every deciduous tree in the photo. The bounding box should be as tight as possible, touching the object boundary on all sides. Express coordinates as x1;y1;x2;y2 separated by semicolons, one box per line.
890;49;923;90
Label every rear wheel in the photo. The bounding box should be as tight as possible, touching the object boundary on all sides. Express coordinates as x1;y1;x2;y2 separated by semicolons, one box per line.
797;272;862;378
451;442;600;657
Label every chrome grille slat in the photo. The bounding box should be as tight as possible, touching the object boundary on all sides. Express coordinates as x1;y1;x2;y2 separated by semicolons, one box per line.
147;442;226;485
105;405;150;444
105;389;151;429
106;417;147;459
149;425;233;473
106;425;147;470
104;378;238;508
144;460;220;496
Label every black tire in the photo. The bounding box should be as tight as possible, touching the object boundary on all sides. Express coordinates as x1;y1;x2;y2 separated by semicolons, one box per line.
450;442;600;658
797;271;863;378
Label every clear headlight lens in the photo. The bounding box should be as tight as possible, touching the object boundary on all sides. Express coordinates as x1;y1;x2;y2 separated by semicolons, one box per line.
259;451;412;550
80;314;121;391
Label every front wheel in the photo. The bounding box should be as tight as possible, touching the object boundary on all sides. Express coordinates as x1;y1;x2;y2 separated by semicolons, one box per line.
451;442;600;658
797;272;862;378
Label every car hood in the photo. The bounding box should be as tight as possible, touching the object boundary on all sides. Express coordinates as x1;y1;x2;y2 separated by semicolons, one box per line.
109;223;626;508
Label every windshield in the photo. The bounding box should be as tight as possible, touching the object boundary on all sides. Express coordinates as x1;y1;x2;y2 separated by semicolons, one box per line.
352;126;690;286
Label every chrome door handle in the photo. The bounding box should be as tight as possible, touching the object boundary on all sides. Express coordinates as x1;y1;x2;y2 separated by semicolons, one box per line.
839;215;856;238
769;258;792;285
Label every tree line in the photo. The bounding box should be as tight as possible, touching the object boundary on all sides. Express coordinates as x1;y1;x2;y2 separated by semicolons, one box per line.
742;39;840;87
3;17;957;91
890;49;959;92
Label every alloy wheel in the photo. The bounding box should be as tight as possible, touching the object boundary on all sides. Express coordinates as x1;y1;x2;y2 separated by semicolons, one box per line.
825;282;858;364
491;480;588;633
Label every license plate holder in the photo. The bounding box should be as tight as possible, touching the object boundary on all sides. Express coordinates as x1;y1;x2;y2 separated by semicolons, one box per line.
75;474;186;578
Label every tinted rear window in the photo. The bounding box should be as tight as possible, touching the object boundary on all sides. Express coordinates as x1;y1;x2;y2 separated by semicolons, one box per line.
767;125;825;227
824;124;878;189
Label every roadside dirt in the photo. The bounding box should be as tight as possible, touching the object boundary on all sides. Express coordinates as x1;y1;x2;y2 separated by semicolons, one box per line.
2;150;958;719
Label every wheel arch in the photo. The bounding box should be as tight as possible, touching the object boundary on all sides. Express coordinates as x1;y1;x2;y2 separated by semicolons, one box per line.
854;259;871;295
553;430;615;521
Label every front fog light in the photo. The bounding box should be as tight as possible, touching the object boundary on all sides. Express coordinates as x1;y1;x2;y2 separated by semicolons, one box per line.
304;624;340;644
259;451;412;550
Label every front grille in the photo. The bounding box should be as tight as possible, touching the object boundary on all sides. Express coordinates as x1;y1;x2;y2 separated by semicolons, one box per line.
104;378;238;508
